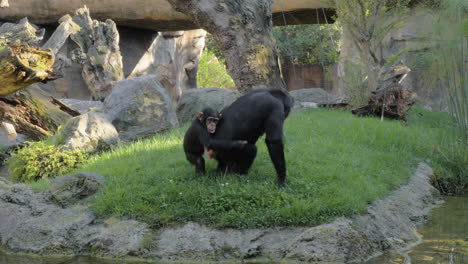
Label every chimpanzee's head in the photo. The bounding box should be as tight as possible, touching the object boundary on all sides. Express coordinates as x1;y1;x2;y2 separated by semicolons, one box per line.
197;108;221;134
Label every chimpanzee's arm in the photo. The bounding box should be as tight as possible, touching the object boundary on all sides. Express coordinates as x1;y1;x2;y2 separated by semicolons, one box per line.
194;127;244;151
207;139;246;151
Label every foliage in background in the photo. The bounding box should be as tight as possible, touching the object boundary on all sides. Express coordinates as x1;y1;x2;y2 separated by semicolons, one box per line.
197;49;235;89
204;34;225;62
8;141;88;183
273;24;342;66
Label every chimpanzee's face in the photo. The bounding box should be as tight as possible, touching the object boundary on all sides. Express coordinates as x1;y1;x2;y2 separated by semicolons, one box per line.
197;108;221;134
205;116;219;133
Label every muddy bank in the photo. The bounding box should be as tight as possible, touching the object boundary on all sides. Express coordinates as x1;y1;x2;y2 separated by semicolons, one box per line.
0;163;441;263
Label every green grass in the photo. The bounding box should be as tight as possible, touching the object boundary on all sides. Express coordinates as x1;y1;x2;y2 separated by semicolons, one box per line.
58;107;452;228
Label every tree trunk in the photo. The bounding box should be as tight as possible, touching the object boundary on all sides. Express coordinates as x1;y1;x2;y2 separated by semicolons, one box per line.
0;44;56;97
42;15;80;55
129;29;207;102
167;0;285;93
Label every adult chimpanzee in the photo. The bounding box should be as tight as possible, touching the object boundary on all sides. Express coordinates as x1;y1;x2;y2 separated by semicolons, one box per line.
208;88;293;187
183;107;247;173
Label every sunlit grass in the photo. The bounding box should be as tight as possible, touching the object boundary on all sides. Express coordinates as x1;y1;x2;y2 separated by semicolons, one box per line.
49;107;451;228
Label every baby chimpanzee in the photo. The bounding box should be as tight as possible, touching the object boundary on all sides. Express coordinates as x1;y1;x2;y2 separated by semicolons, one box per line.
183;108;246;173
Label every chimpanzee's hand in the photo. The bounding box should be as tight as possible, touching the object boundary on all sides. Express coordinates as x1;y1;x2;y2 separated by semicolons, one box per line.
204;147;216;159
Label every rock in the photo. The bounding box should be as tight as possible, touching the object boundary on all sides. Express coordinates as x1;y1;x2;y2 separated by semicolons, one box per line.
0;179;151;257
294;102;319;109
290;88;342;107
38;26;156;100
50;172;105;208
58;98;104;114
104;75;178;140
176;88;239;124
130;29;207;102
70;6;124;100
0;121;28;149
54;111;119;153
76;219;150;257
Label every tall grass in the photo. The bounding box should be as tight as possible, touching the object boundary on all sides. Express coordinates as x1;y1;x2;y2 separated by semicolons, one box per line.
422;0;467;144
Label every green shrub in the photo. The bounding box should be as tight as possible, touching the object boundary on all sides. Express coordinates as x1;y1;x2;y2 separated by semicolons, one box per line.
197;49;235;89
8;141;88;183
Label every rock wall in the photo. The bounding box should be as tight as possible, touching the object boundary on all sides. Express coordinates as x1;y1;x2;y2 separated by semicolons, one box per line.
338;7;446;110
379;7;447;110
0;0;331;31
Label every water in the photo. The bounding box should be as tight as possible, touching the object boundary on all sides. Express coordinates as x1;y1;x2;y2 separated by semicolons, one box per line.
1;196;467;264
366;196;468;264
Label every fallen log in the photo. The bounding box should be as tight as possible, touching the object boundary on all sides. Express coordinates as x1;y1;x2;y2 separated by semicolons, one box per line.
0;44;57;97
351;64;416;121
0;85;72;140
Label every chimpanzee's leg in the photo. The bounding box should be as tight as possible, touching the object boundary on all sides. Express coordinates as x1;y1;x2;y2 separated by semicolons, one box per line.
186;152;205;173
232;144;257;175
264;114;287;187
216;158;228;174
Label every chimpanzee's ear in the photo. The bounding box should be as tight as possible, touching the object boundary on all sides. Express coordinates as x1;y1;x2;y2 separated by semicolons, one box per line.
218;113;222;119
197;112;204;121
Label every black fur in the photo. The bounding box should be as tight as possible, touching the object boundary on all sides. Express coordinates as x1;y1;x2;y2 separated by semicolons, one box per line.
211;88;293;186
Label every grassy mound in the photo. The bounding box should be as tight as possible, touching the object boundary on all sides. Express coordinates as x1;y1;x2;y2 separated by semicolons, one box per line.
63;107;453;228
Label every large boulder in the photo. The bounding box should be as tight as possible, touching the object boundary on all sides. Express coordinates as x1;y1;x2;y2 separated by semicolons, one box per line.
104;75;178;140
50;172;105;208
176;88;239;124
54;111;119;153
290;88;342;108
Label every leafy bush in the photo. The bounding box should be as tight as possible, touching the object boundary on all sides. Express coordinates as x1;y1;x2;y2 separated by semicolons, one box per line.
197;49;235;89
273;24;342;65
8;141;88;182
